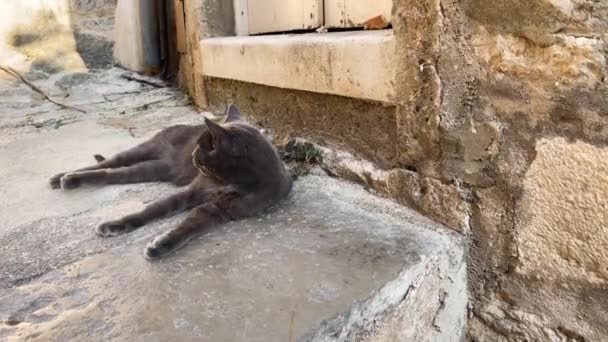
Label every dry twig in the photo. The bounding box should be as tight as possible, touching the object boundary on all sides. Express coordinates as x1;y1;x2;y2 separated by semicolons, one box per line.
120;73;166;88
0;65;86;113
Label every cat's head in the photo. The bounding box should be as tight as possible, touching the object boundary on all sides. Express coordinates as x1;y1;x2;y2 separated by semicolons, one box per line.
192;105;281;184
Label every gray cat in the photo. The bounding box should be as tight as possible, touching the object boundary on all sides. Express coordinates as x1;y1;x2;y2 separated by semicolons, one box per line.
49;105;292;260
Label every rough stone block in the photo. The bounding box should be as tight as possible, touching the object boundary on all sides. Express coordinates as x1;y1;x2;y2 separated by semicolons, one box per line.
517;137;608;283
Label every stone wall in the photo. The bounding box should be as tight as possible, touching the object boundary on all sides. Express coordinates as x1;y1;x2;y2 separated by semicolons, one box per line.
201;0;607;340
398;0;608;340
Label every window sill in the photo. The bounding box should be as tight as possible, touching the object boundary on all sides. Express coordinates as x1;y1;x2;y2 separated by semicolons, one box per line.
200;30;396;103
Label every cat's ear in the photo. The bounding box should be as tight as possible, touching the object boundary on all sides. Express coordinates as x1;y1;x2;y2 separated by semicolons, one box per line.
225;104;241;122
205;117;228;139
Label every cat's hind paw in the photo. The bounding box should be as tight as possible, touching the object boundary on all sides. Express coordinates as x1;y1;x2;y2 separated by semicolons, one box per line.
49;173;65;189
144;235;189;261
96;220;130;237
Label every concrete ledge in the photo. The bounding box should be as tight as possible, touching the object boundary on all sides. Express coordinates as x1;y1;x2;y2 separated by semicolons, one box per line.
0;68;466;341
201;30;396;103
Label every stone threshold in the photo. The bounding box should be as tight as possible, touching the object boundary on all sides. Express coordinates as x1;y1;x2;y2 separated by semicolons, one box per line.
200;30;397;103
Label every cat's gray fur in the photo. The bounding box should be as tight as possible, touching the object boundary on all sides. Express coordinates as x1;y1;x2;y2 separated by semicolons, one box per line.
49;105;292;260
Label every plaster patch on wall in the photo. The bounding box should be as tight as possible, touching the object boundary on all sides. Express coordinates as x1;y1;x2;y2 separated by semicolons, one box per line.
517;137;608;284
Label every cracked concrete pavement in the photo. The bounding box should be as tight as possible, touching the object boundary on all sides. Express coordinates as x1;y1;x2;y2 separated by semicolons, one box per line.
0;68;466;341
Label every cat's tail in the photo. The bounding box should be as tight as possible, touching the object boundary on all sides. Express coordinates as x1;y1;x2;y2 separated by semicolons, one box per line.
94;154;106;162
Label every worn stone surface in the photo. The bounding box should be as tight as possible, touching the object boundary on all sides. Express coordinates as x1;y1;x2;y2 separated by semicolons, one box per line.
0;68;466;341
300;243;466;342
359;252;467;342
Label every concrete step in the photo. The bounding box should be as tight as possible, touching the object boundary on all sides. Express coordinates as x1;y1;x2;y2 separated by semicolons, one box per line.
0;69;466;342
0;174;466;341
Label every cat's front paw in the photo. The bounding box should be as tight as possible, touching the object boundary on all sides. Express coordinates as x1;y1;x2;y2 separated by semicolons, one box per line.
49;173;66;189
60;173;81;190
96;220;131;237
144;234;189;261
